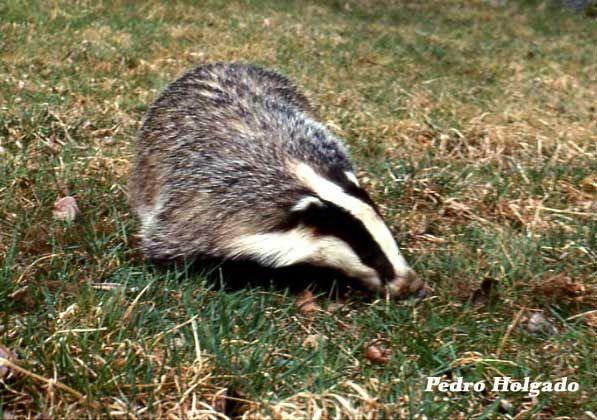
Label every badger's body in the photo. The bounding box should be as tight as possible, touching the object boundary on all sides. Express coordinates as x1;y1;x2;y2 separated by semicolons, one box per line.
129;63;424;297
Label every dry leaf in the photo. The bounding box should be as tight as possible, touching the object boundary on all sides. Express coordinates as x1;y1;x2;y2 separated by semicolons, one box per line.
8;287;36;309
584;312;597;329
302;334;328;349
52;196;80;221
532;273;586;301
326;301;345;312
364;342;391;364
45;280;80;294
579;175;596;193
296;290;320;313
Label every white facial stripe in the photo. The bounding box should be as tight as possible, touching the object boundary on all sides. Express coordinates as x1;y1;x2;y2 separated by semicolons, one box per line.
294;162;411;278
226;226;318;267
344;171;360;186
309;235;382;289
291;196;323;212
225;226;382;290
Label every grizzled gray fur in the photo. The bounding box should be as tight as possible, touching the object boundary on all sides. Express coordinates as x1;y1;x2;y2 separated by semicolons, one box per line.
129;63;356;261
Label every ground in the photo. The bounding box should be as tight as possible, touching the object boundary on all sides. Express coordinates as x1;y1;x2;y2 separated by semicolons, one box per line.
0;0;595;418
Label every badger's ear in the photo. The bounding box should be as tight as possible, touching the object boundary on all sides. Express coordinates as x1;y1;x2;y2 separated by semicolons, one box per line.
344;171;360;186
275;195;325;231
290;196;325;212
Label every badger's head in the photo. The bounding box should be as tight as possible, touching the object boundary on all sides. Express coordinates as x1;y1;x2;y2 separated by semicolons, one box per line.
226;162;426;298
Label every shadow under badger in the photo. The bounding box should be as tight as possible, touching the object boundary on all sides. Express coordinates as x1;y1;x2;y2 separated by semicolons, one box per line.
129;63;426;298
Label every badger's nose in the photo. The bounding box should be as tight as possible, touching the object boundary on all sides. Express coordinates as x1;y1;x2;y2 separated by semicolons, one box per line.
386;268;428;299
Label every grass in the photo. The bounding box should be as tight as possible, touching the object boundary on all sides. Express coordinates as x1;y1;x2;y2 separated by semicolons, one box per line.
0;0;596;417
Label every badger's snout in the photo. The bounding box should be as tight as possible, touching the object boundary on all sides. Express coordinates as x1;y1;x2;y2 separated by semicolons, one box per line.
385;268;428;299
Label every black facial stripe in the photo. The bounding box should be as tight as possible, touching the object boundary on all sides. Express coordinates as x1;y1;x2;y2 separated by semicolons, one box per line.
342;183;381;215
326;167;383;216
276;197;395;283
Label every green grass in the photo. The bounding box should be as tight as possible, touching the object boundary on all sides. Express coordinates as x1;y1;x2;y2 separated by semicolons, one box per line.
1;0;596;417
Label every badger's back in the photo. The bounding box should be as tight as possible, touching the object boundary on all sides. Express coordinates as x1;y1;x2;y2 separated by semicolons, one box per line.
129;63;354;261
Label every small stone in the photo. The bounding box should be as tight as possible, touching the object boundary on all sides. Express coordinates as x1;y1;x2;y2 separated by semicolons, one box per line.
52;196;80;221
527;312;556;334
499;399;513;413
0;345;16;378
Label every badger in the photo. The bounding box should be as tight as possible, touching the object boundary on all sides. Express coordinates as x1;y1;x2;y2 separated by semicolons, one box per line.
129;63;426;298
